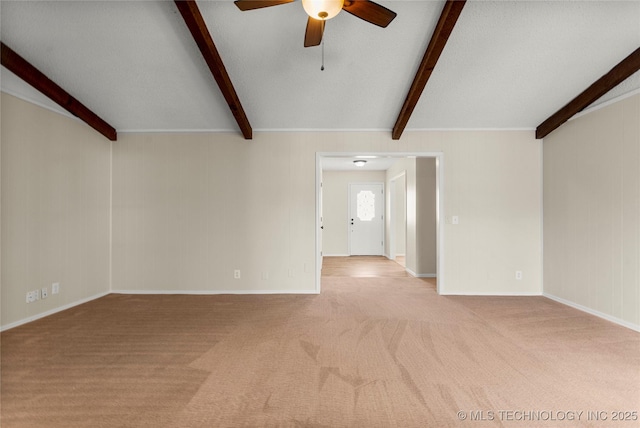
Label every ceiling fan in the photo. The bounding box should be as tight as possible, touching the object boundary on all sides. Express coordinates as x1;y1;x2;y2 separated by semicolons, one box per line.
234;0;397;47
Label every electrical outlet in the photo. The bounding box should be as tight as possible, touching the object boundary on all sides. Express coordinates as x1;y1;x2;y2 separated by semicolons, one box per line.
52;283;60;294
452;215;459;225
515;270;523;280
34;289;41;301
288;268;295;278
41;287;48;299
234;270;241;279
26;290;37;303
262;271;269;280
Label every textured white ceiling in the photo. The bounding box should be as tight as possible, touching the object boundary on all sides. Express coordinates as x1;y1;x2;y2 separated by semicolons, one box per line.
1;0;639;135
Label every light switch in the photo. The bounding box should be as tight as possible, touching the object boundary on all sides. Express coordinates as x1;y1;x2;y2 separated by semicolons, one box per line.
452;216;459;225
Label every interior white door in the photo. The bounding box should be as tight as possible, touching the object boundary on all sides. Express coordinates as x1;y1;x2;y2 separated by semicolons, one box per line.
349;183;384;255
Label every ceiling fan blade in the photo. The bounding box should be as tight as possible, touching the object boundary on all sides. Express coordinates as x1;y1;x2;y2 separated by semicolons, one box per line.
304;17;325;47
342;0;397;28
234;0;294;11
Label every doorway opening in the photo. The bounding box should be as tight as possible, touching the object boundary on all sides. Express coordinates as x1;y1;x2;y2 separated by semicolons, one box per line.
316;152;444;294
389;172;406;267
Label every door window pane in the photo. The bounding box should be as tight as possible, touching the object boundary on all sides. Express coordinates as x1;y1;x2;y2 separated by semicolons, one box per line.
357;190;375;221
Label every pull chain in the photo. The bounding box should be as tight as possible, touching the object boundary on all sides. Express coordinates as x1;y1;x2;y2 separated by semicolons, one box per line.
321;38;325;71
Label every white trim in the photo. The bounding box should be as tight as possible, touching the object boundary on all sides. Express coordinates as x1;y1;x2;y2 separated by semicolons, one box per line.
0;94;541;136
1;89;77;121
255;128;535;133
322;253;350;257
111;289;320;295
405;269;436;278
544;293;640;333
388;171;407;262
1;292;110;332
1;288;323;331
539;136;545;299
317;152;445;295
257;128;391;133
389;171;407;182
118;128;237;134
316;153;323;293
570;88;640;122
0;91;541;138
109;141;113;292
442;291;543;296
405;127;535;132
120;128;391;134
435;154;444;294
120;128;538;135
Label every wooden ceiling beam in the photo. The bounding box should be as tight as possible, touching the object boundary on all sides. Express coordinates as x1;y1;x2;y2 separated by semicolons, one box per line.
1;42;117;141
174;0;253;139
536;47;640;139
392;0;466;140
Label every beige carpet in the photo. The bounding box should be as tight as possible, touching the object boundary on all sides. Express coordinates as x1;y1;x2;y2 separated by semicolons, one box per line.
2;258;639;427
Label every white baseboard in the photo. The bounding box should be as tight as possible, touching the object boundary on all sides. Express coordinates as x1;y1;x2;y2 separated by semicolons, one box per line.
544;293;640;332
1;291;110;332
110;289;320;295
322;253;350;257
2;288;320;331
405;268;436;278
442;291;543;296
385;254;405;260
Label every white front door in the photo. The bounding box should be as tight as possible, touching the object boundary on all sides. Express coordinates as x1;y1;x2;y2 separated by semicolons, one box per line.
349;183;384;255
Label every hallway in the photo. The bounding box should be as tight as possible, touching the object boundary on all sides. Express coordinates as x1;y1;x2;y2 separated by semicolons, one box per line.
321;256;437;288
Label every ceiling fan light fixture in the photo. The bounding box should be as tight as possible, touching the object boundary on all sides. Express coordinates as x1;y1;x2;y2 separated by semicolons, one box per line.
302;0;344;20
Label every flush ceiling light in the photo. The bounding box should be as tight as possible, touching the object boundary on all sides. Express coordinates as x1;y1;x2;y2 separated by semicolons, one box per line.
302;0;344;20
353;160;367;167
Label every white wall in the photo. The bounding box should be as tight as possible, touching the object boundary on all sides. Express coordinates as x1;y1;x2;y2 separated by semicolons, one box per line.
1;93;111;328
385;157;437;277
388;171;406;259
321;170;386;256
416;158;437;276
1;94;543;330
112;130;541;296
386;158;417;273
111;132;318;293
543;93;640;330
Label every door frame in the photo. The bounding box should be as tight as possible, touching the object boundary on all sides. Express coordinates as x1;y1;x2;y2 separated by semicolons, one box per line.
388;171;406;261
316;152;445;294
348;182;385;256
